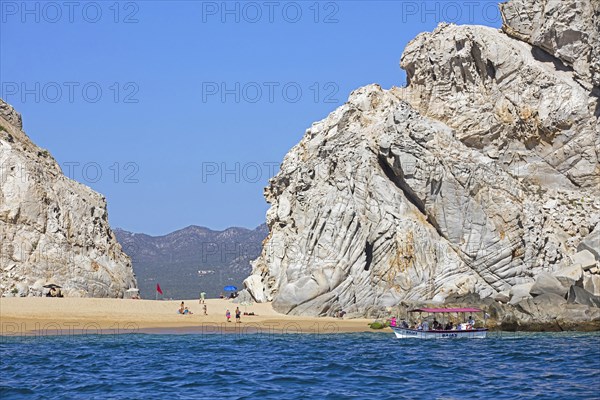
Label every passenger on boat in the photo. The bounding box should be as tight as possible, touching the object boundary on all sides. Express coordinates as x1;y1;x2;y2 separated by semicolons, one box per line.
444;321;453;330
416;321;423;330
401;320;409;328
422;320;429;331
432;320;441;330
389;317;397;327
468;316;475;327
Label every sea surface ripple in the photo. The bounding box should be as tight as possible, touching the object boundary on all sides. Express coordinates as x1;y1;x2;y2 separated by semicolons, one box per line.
1;332;599;399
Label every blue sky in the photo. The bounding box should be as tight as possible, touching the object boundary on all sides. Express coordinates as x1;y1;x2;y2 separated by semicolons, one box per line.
1;0;501;235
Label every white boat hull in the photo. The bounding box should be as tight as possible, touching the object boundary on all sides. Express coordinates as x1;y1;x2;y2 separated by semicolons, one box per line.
391;327;488;339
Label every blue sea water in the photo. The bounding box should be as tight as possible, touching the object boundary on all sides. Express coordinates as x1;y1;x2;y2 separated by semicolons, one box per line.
1;332;599;399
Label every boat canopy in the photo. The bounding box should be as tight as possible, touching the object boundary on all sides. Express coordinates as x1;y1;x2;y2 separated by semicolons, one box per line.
409;307;482;313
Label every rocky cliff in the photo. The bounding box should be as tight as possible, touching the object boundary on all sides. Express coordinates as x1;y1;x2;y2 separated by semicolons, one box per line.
244;0;600;321
0;99;137;297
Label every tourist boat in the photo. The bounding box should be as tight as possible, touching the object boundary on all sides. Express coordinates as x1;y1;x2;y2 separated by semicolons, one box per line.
390;307;488;339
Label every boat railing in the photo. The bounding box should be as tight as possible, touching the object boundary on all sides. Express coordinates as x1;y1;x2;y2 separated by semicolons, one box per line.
396;327;488;332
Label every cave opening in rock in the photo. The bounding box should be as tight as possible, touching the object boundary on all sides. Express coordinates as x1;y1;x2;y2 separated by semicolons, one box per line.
364;241;374;271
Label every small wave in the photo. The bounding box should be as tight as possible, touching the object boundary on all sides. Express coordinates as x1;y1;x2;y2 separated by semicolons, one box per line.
1;332;599;399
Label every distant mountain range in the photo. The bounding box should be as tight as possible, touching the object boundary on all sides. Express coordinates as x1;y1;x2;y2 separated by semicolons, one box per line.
114;224;268;299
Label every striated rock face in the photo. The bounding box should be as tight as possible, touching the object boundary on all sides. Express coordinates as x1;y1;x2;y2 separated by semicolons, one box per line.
400;24;598;189
500;0;600;89
0;99;137;297
244;0;600;318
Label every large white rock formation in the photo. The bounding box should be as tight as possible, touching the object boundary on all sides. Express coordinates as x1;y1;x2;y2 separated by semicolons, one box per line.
245;0;600;316
0;100;137;297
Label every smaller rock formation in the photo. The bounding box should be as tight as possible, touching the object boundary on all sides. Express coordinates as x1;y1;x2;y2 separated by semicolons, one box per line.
530;273;569;297
509;283;533;305
553;264;584;288
578;229;600;260
583;275;600;296
567;285;600;307
570;250;598;271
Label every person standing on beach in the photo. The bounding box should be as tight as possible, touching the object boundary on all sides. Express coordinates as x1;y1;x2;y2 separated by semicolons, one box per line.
226;309;231;322
199;291;205;304
203;304;207;315
235;307;241;323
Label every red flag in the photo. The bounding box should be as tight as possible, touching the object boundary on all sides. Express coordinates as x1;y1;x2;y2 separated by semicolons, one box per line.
156;283;163;295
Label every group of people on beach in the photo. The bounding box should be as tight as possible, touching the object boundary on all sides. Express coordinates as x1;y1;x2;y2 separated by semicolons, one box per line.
225;307;242;323
178;302;193;315
178;301;246;323
177;301;208;315
178;290;252;323
389;316;476;331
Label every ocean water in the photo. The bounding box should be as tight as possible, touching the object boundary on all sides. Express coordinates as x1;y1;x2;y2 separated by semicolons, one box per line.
1;332;599;399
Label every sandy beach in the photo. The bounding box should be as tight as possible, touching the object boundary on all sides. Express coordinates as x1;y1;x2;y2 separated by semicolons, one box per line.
0;297;382;336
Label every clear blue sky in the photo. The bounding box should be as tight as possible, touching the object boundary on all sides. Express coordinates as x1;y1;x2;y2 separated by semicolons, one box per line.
1;0;501;235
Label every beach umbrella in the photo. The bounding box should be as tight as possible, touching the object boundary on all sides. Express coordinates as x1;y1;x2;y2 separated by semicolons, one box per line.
43;284;62;288
223;285;237;291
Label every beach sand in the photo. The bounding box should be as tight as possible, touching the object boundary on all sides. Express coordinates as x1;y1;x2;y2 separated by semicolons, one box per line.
0;297;383;336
